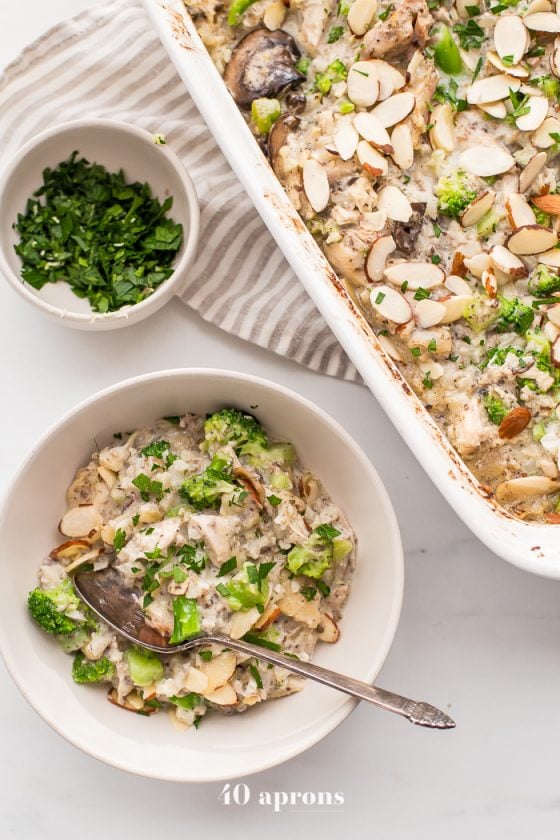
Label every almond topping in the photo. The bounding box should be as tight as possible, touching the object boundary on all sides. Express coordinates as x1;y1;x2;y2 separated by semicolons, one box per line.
371;92;415;127
523;12;560;32
496;475;559;501
302;159;330;212
347;61;380;107
332;122;359;160
493;15;528;65
498;406;532;440
519;152;547;192
461;190;496;227
353;112;393;152
390;123;414;169
384;261;445;289
532;193;560;215
414;298;446;328
370;285;413;324
429;103;455;153
506;225;558;255
467;74;520;105
347;0;378;35
505;193;537;228
356;140;388;176
365;234;397;281
377;185;413;222
459;146;515;177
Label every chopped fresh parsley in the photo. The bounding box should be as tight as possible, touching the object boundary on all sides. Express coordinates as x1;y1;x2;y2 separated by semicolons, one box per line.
217;557;238;577
414;288;431;301
453;19;485;51
14;152;183;313
132;473;164;502
267;494;282;506
113;528;127;553
249;663;263;689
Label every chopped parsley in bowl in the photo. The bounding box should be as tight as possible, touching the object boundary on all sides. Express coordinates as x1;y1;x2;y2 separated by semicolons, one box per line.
0;119;199;329
14;152;183;314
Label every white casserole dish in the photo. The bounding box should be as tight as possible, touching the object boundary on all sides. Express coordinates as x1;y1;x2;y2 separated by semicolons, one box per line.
143;0;560;577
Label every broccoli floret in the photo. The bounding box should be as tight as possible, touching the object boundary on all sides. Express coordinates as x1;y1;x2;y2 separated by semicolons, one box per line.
435;171;477;219
72;652;115;684
287;524;345;579
203;408;268;454
179;456;239;510
483;393;508;425
532;75;560;101
528;265;560;298
464;296;500;333
496;297;534;336
27;579;81;635
216;562;273;612
480;345;528;370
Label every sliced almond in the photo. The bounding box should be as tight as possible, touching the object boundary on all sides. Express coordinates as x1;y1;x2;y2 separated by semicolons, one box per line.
478;100;508;119
229;607;260;639
108;689;155;714
356;140;388;176
483;268;498;298
538;247;560;267
445;274;472;295
459;146;515;177
519;151;547;192
464;252;492;278
390;123;414;169
49;538;90;561
97;466;116;489
552;334;560;366
496;475;559;501
507;225;558;255
461;191;496;227
370;284;413;324
60;505;103;538
347;0;378;35
377;185;413;222
505;193;537;228
532;195;560;217
523;12;560;31
547;303;560;326
544;320;560;340
371;92;415;127
263;0;287;29
414;298;446;328
302;159;330;212
331;122;359;160
65;548;101;574
184;666;209;694
533;116;560;148
467;74;520;105
353;112;393;152
254;604;281;630
526;0;552;11
490;244;528;277
347;61;380;107
277;591;321;628
316;614;340;643
377;332;404;361
551;35;560;77
493;15;528;65
369;59;405;100
516;94;549;131
384;261;445;290
205;684;238;706
199;651;237;693
486;52;529;79
429;102;455;153
365;233;396;281
439;294;474;324
498;407;532;440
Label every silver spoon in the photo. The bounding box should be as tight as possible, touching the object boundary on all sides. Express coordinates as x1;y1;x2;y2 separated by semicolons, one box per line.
74;567;455;730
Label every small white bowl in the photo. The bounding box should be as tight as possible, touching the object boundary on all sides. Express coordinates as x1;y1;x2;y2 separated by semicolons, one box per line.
0;120;199;330
0;369;403;781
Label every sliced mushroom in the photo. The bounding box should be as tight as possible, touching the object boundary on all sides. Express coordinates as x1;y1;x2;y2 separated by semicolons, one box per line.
224;29;304;108
268;113;300;174
60;505;103;538
392;202;425;254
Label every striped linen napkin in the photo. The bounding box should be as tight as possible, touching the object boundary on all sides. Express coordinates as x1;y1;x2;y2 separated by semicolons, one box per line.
0;0;358;381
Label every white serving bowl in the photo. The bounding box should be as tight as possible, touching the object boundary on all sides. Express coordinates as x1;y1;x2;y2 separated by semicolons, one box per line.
0;119;199;330
0;369;403;781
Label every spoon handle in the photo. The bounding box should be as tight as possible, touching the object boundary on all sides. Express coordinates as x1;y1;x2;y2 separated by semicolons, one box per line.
207;633;455;729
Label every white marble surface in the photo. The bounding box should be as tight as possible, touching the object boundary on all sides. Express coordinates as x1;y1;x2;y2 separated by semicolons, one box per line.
1;3;560;838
